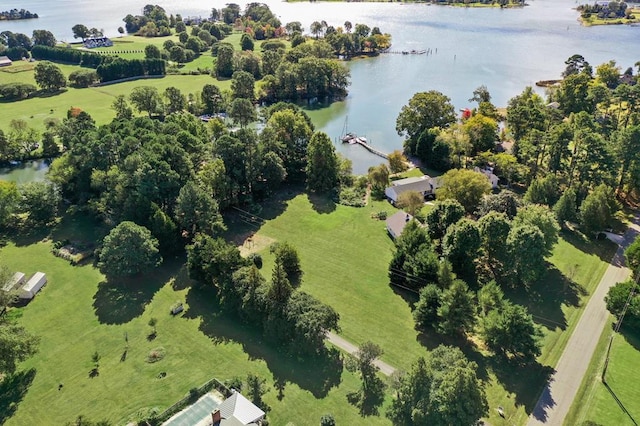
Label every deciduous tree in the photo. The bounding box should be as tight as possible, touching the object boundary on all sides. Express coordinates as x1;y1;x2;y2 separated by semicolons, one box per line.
396;91;456;143
306;132;339;193
481;301;542;361
513;204;560;255
34;61;67;92
437;280;476;335
98;221;162;276
579;184;619;235
436;169;491;213
425;199;465;241
397;190;424;217
129;86;162;117
19;181;60;225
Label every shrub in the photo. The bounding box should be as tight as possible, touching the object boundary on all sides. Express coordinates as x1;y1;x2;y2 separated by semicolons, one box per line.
68;69;99;88
337;186;366;207
145;347;166;363
248;253;263;269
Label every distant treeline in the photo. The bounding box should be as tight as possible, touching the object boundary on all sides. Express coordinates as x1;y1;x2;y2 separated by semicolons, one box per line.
31;46;166;82
0;9;38;20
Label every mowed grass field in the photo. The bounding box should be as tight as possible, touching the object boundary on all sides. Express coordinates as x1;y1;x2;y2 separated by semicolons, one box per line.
0;191;619;425
566;324;640;426
0;30;253;132
229;193;617;426
0;212;391;425
0;67;231;132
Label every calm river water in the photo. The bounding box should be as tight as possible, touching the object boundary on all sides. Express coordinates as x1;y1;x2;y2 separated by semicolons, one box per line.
3;0;640;173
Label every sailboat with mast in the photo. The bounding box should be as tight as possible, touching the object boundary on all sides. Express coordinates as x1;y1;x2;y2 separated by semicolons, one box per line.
340;116;368;145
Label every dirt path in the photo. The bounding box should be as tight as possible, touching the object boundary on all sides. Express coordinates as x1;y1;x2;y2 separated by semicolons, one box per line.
527;217;640;425
326;332;397;376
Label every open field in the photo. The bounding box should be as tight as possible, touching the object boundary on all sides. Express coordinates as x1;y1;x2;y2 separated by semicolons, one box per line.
0;30;295;132
0;211;391;425
566;324;640;426
225;192;617;425
0;68;231;132
0;190;619;425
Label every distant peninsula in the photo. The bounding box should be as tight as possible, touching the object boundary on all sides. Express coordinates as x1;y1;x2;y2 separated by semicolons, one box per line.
577;2;640;26
0;8;39;21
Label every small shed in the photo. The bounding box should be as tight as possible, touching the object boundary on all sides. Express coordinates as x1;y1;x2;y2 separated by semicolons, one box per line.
386;211;413;240
20;272;47;299
0;56;12;67
2;272;25;292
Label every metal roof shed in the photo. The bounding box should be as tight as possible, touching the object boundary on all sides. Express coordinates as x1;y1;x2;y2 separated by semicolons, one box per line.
20;272;47;299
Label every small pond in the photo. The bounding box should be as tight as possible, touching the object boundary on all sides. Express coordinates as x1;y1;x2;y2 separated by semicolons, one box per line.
0;159;50;184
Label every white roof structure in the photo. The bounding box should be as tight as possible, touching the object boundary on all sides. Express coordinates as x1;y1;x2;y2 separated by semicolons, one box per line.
3;272;25;292
218;391;265;425
20;272;46;299
0;56;12;66
384;175;438;203
386;211;413;240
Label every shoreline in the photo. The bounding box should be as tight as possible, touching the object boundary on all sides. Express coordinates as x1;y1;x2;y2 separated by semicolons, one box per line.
284;0;526;8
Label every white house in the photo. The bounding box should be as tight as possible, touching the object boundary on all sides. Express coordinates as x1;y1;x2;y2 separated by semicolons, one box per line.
211;391;265;425
0;56;12;67
474;167;500;189
19;272;47;299
384;175;439;204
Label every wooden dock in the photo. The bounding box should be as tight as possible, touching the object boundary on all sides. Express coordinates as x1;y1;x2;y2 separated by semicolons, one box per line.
381;49;427;55
353;138;389;160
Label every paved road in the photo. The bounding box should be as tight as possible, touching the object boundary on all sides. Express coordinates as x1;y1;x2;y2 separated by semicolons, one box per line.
326;331;397;376
528;218;640;426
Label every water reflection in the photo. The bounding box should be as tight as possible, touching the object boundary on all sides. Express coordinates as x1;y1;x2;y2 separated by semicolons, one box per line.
0;159;50;184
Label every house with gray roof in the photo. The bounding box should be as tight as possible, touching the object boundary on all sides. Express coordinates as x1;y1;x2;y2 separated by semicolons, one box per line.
211;391;265;426
386;211;414;240
384;175;439;204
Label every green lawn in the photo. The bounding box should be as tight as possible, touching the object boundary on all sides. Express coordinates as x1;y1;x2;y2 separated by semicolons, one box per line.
0;192;618;425
226;193;617;426
0;212;392;425
565;325;640;426
0;68;230;132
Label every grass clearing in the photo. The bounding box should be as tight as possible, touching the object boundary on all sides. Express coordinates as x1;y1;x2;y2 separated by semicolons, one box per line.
0;70;230;132
0;191;619;425
0;210;392;425
225;192;617;425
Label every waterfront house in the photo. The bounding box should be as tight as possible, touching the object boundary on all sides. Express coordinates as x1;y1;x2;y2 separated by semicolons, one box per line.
384;175;439;204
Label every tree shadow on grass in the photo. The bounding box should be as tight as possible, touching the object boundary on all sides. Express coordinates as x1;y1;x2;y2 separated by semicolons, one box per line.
307;193;337;214
390;284;419;309
560;228;619;263
0;368;36;424
50;209;108;245
184;285;343;398
488;356;555;418
222;185;303;245
6;223;50;247
347;376;386;417
503;266;586;331
92;259;183;324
